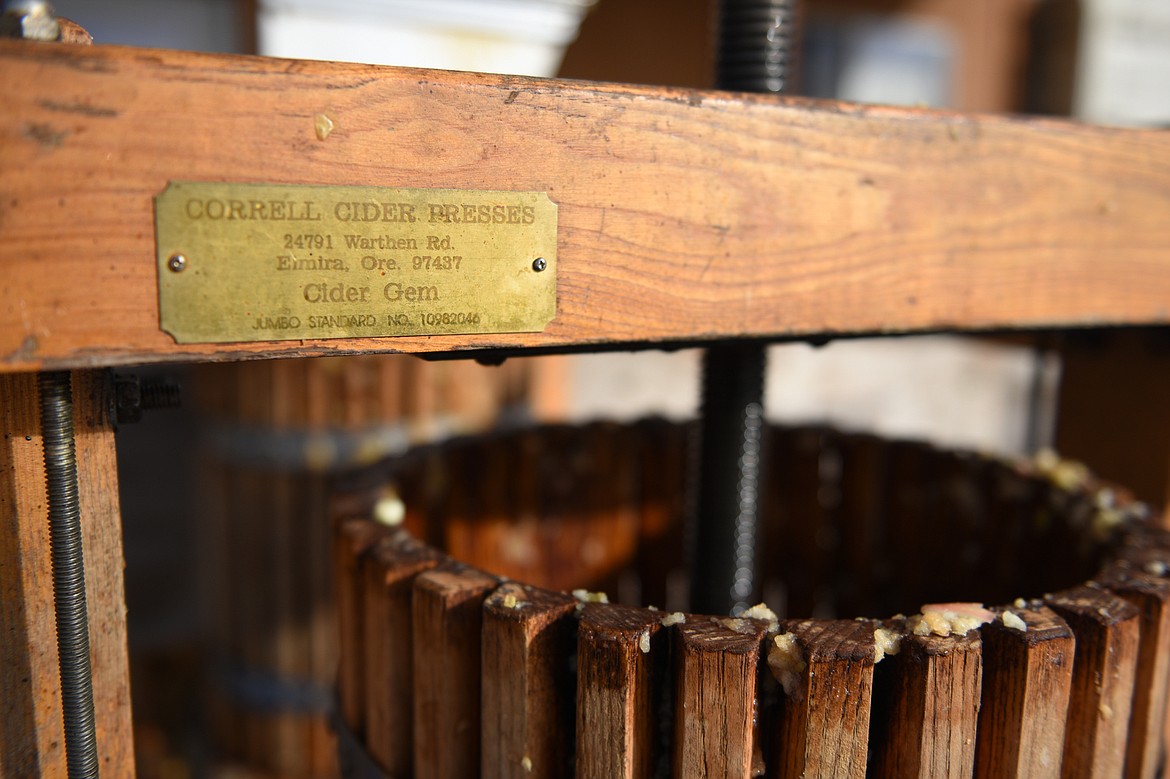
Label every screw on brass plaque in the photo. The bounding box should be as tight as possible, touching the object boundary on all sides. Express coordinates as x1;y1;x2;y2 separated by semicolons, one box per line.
167;254;187;273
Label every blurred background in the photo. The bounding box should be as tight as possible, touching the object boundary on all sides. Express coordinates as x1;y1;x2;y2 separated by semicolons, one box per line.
44;0;1170;776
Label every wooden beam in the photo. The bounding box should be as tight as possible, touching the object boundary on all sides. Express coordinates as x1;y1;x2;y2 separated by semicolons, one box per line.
3;41;1170;370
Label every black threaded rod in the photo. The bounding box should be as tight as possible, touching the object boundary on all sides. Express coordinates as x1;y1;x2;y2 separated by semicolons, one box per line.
691;0;801;616
716;0;801;94
691;344;767;615
40;371;99;778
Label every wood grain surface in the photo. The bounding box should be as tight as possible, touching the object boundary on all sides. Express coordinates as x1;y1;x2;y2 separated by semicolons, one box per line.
412;564;498;779
334;518;395;736
1096;565;1170;779
480;583;577;779
1046;585;1141;779
871;631;983;779
974;606;1075;779
3;40;1170;370
672;616;768;778
771;619;876;779
575;603;665;779
0;371;135;777
361;532;442;776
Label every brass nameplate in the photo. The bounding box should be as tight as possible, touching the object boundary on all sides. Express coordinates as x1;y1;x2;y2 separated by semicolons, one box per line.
155;181;557;343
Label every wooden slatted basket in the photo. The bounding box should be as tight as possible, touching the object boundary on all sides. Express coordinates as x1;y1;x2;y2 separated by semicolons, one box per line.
329;420;1169;779
192;355;546;777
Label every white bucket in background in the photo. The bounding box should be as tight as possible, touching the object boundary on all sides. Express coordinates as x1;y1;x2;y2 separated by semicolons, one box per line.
257;0;596;76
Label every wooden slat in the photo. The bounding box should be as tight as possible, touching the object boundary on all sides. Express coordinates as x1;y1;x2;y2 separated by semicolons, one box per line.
770;619;876;779
672;616;768;778
635;419;689;612
71;371;136;777
575;603;665;779
1095;565;1170;779
444;434;519;584
871;631;983;778
361;531;443;776
481;583;577;779
882;442;938;612
1112;524;1170;768
769;428;835;618
304;474;338;778
835;433;886;617
984;468;1047;602
932;452;990;604
412;563;498;779
1055;330;1170;515
1046;585;1141;779
0;371;135;777
974;606;1075;779
3;41;1170;370
333;517;395;735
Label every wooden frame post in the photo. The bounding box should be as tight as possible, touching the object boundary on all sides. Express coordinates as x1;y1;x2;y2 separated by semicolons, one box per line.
1;371;135;776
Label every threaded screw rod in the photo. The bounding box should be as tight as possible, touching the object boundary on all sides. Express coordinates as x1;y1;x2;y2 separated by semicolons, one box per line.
692;344;767;616
691;0;802;616
39;371;99;778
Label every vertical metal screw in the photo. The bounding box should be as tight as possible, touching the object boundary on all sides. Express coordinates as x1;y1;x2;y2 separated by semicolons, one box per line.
531;257;547;272
692;0;803;617
167;253;187;273
39;371;100;779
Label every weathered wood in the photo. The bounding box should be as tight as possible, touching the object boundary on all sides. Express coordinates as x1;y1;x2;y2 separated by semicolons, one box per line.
443;425;641;594
984;467;1046;603
763;428;835;618
1096;566;1170;779
198;350;532;776
835;433;886;617
412;563;498;779
672;616;768;778
442;434;521;585
1055;330;1170;521
334;517;395;735
932;452;991;604
1112;526;1170;767
0;379;63;772
71;371;135;778
0;371;135;777
634;419;689;612
575;603;665;779
4;41;1170;370
481;583;577;779
304;474;337;779
870;631;983;779
770;619;875;779
882;442;938;613
1046;585;1141;779
974;606;1075;778
361;532;443;776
